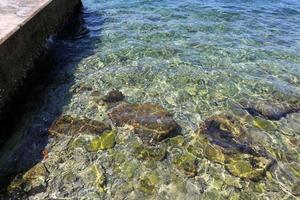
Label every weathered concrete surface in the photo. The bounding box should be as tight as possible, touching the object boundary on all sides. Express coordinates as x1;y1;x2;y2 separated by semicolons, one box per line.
0;0;82;120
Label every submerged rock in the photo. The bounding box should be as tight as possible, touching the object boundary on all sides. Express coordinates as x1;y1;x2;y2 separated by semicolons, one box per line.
87;130;117;151
138;173;160;193
191;114;274;181
103;89;125;103
173;154;197;177
109;103;180;144
79;164;106;193
225;155;272;181
48;115;111;136
133;142;166;161
241;99;300;120
198;114;256;155
252;117;276;131
7;162;48;195
115;160;139;179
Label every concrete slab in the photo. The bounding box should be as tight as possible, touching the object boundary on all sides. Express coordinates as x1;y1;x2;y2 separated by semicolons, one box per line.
0;0;82;121
0;0;52;44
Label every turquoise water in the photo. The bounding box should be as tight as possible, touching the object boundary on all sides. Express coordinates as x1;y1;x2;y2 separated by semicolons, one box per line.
72;0;300;127
1;0;300;199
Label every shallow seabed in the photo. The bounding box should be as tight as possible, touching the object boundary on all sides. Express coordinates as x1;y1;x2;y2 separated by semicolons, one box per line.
1;0;300;199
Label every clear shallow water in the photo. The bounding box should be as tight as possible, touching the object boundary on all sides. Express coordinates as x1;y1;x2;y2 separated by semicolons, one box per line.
1;0;300;199
72;0;300;127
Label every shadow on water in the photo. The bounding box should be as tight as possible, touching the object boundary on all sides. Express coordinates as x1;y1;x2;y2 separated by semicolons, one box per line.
0;5;104;197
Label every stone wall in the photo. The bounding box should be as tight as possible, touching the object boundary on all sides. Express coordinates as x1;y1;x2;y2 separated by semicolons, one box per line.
0;0;82;121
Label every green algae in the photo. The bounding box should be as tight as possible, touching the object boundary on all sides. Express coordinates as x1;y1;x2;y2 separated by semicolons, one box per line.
80;164;106;193
116;161;139;179
116;181;134;195
7;163;48;193
203;188;221;200
138;173;160;193
225;156;271;181
169;135;185;147
133;142;166;161
223;175;242;189
254;182;266;193
173;154;197;177
87;130;117;151
193;114;275;181
292;182;300;196
109;150;127;164
229;193;240;200
287;163;300;180
187;137;226;164
70;136;88;148
203;144;226;164
253;117;276;130
185;84;198;96
144;159;158;170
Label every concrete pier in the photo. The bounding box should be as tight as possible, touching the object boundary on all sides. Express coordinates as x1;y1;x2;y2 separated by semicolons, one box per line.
0;0;82;120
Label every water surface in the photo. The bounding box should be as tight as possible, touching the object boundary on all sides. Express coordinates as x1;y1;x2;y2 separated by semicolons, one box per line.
2;0;300;199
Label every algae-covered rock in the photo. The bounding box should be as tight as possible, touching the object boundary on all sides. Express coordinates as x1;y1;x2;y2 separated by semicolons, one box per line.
109;103;180;144
110;150;127;164
225;156;272;181
202;188;221;200
113;181;135;197
133;143;166;161
185;84;198;96
103;89;125;103
115;161;139;179
287;162;300;180
292;182;300;196
173;154;197;177
144;160;158;170
87;130;117;151
197;114;256;155
203;144;226;164
70;135;89;148
169;135;185;147
241;99;300;120
48;115;111;136
8;162;48;193
253;117;276;130
80;164;106;193
193;114;274;181
253;182;266;193
138;173;160;193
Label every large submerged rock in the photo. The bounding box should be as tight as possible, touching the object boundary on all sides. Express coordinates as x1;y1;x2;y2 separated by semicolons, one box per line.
7;162;49;198
241;99;300;120
48;115;111;136
102;89;125;103
189;114;274;181
108;103;180;144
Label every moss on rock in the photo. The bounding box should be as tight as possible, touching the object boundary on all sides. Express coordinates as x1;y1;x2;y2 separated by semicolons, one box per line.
87;130;117;151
